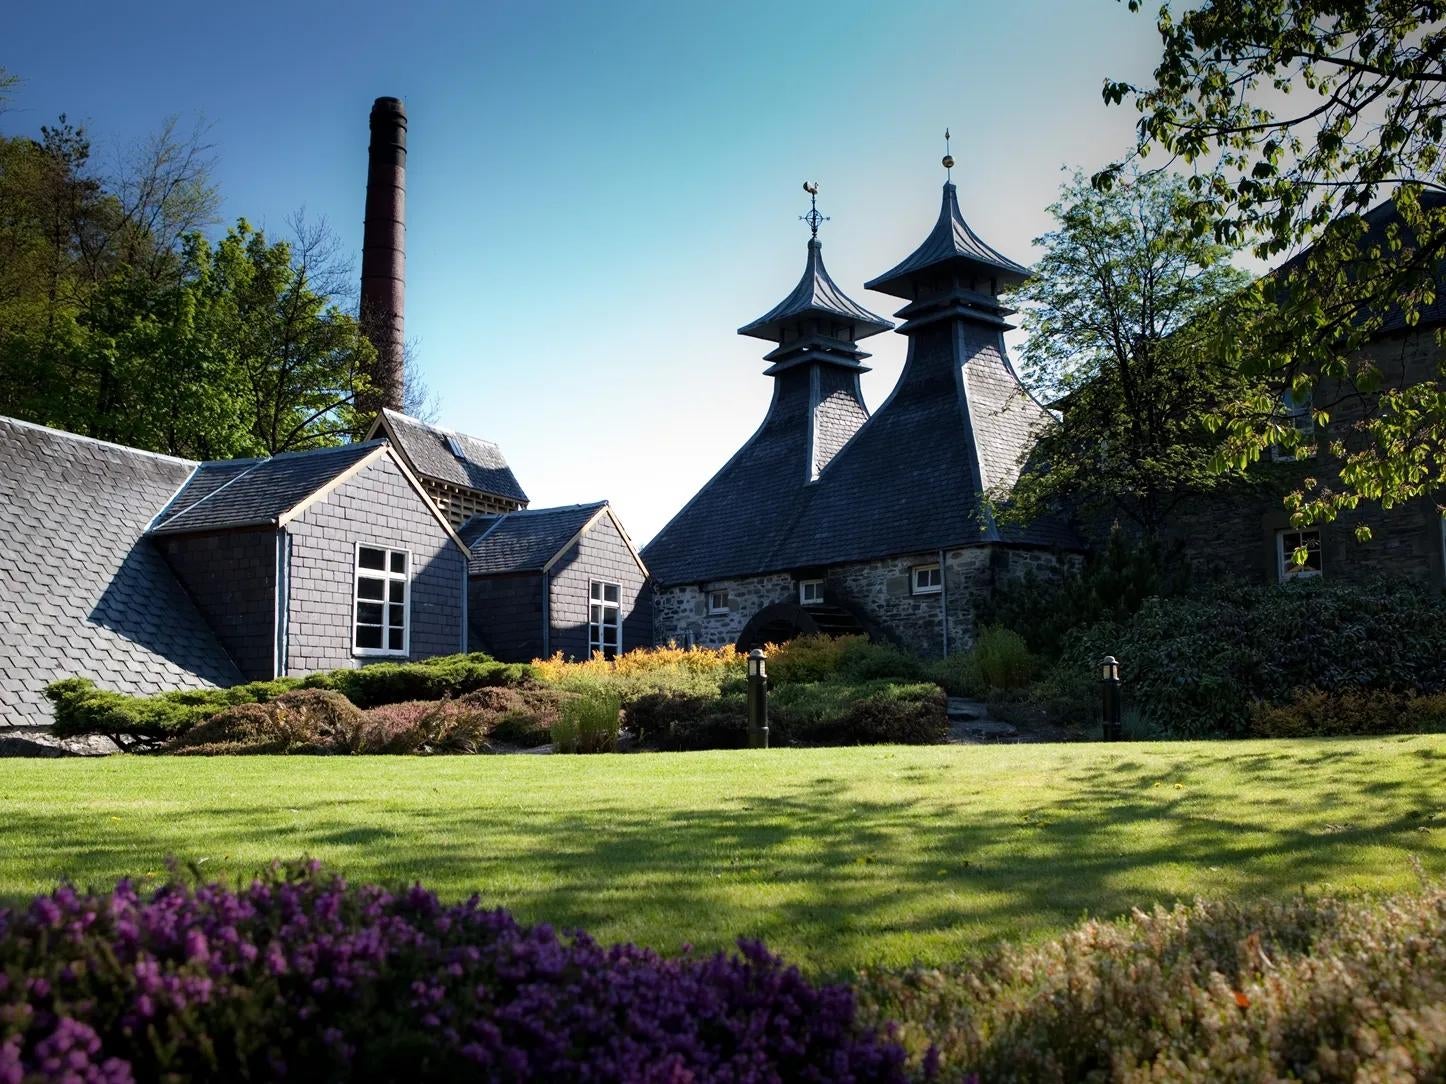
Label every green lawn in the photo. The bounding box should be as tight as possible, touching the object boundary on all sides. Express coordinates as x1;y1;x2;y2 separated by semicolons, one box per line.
0;737;1442;972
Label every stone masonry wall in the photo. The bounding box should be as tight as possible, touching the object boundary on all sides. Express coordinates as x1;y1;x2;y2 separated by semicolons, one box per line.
284;454;466;674
654;547;1078;656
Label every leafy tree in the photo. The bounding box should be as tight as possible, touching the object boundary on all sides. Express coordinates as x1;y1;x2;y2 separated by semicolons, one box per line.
1102;0;1446;534
999;169;1254;538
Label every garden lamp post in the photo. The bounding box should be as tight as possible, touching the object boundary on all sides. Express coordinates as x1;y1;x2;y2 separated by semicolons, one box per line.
1100;655;1122;741
747;648;770;749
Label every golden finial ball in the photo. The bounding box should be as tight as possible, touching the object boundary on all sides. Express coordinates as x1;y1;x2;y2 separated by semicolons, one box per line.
942;154;955;170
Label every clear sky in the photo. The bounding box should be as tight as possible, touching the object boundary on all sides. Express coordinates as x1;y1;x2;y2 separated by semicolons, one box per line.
5;0;1167;545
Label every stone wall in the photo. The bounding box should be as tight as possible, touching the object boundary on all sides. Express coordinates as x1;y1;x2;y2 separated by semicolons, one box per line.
654;547;1078;656
285;453;466;673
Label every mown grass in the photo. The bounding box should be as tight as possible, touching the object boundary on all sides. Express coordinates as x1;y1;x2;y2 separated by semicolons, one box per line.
0;737;1441;972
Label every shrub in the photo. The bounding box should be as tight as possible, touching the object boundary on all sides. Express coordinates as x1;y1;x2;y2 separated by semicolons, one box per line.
465;686;569;747
312;652;533;709
167;690;366;755
552;686;622;753
628;691;748;751
765;635;854;684
46;676;308;746
0;864;908;1082
1050;578;1446;737
855;885;1446;1082
929;627;1036;698
1246;687;1446;738
771;681;948;746
356;699;493;754
533;646;743;708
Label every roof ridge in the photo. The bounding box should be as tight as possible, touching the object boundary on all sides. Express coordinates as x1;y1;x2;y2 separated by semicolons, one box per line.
385;407;505;451
264;440;384;462
0;415;198;468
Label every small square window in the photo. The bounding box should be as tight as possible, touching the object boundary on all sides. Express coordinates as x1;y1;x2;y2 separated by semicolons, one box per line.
707;590;729;615
1277;527;1323;583
912;564;943;595
799;579;824;606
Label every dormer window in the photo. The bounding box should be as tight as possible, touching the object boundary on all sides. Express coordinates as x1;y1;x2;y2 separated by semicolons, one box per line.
445;433;467;458
799;579;824;606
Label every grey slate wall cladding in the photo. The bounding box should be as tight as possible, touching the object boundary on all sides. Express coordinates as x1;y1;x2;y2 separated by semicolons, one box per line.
0;418;241;726
548;514;652;659
812;368;869;478
284;454;464;673
157;529;278;681
467;572;545;662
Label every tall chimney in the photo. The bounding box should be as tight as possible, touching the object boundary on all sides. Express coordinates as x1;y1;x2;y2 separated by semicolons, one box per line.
359;96;407;414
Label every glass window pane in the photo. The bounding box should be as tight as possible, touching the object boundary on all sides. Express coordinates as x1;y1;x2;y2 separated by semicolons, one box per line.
390;552;407;574
389;580;405;603
590;604;602;624
388;627;404;651
358;578;384;600
591;583;602;601
357;602;384;626
603;584;619;603
359;547;385;570
356;625;383;649
389;603;406;627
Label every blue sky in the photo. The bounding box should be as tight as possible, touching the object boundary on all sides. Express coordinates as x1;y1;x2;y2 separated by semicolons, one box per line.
6;0;1166;544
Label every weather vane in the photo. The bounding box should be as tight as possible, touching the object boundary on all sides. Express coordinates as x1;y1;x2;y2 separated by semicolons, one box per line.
942;129;954;180
801;181;828;239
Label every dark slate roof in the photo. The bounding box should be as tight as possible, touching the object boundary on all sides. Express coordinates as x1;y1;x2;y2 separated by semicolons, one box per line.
464;502;608;575
375;409;528;504
738;240;893;342
1276;190;1446;336
867;182;1030;299
0;417;242;726
151;442;384;535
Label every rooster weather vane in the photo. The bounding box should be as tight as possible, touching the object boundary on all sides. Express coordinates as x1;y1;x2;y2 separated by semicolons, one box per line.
801;181;828;239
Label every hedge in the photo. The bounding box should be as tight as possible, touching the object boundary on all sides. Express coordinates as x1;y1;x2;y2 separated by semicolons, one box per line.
45;654;533;745
0;863;908;1082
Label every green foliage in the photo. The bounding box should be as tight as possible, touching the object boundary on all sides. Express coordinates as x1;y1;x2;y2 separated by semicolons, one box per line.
1000;168;1255;536
855;884;1446;1081
45;676;306;743
769;681;948;746
552;686;622;754
1106;0;1446;526
765;635;923;685
977;528;1187;657
307;653;533;709
168;690;366;755
930;628;1037;698
1247;687;1446;739
1050;578;1446;736
629;692;748;752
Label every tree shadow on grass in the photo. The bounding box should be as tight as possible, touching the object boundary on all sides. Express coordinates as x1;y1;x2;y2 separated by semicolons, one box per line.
0;740;1441;972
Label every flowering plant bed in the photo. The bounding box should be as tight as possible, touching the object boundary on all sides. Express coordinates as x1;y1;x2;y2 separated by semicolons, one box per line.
0;863;907;1082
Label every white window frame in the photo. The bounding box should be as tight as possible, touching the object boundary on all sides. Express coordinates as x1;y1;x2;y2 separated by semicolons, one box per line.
911;563;943;595
1270;391;1316;462
353;543;411;657
589;579;623;660
799;578;824;606
706;589;729;615
1276;527;1323;583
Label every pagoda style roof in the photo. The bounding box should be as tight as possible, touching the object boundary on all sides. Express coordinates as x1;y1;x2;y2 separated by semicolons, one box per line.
739;239;893;343
867;182;1030;299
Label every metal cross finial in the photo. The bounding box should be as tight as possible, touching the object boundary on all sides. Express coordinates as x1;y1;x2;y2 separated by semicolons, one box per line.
942;129;954;179
800;181;828;239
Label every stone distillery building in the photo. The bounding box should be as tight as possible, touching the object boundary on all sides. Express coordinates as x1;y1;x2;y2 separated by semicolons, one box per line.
642;180;1081;655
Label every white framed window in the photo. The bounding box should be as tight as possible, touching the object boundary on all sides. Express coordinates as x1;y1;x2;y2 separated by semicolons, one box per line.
589;580;622;660
912;563;943;595
799;579;824;606
1276;527;1323;583
354;544;410;656
706;589;729;615
1270;390;1316;462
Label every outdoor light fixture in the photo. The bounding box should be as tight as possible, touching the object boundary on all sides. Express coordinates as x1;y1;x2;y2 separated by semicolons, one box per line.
747;648;770;749
1100;655;1123;741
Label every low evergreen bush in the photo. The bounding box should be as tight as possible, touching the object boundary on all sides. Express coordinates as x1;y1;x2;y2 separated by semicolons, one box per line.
628;691;748;751
929;627;1036;697
855;884;1446;1082
168;690;365;755
771;682;948;746
1050;578;1446;736
309;652;533;709
0;863;907;1082
1246;687;1446;738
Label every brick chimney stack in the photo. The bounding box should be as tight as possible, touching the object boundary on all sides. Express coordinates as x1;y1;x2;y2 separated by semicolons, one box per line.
359;96;407;414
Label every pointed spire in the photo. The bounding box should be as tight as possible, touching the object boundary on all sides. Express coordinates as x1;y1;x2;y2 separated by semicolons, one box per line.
866;181;1029;300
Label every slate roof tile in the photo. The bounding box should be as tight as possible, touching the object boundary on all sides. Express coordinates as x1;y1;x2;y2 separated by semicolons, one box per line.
464;503;607;575
376;409;528;504
0;417;242;726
